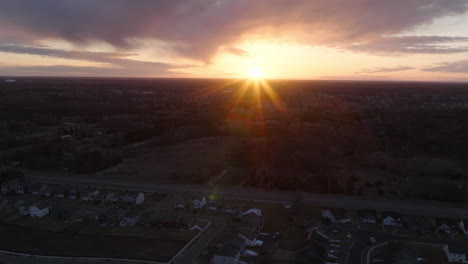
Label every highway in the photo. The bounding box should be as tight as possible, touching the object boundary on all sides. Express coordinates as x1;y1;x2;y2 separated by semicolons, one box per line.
25;173;468;219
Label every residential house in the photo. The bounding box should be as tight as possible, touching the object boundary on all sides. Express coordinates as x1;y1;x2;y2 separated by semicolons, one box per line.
331;208;352;224
405;216;434;233
212;243;242;264
122;192;145;206
81;189;99;201
15;182;26;194
54;187;66;199
207;198;218;211
43;186;54;197
192;197;207;209
436;218;461;234
443;244;468;263
105;192;119;204
357;209;377;224
19;201;38;215
459;220;468;236
30;183;46;196
321;209;337;223
29;203;50;218
68;189;79;200
98;211;119;226
294;240;328;264
120;211;141;227
382;212;403;227
383;242;417;264
241;211;264;232
212;236;246;264
1;179;22;193
238;227;263;247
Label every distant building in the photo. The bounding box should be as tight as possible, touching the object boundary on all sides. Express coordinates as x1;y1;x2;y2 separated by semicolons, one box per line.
443;244;468;263
120;211;141;227
382;212;403;227
357;209;377;224
212;237;244;264
19;201;38;216
191;197;207;209
29;203;50;218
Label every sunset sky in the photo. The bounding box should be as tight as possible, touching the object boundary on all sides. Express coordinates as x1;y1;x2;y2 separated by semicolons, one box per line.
1;1;468;81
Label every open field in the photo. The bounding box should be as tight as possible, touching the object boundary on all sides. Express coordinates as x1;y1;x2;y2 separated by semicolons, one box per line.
104;136;240;184
0;223;186;262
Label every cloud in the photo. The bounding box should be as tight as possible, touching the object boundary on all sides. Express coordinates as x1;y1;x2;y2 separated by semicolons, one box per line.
358;66;415;74
0;0;467;61
0;44;184;77
422;60;468;73
341;36;468;55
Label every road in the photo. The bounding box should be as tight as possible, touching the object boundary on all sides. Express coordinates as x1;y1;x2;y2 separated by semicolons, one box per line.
24;173;468;219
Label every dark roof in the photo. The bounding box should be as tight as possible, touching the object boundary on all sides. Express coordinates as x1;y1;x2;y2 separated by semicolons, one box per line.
241;212;263;227
330;208;351;218
238;227;257;241
294;246;326;264
304;218;330;232
215;244;240;258
20;200;38;207
405;216;434;229
357;209;377;217
226;235;246;249
34;203;50;210
383;242;417;264
448;243;468;254
382;211;402;219
123;210;141;218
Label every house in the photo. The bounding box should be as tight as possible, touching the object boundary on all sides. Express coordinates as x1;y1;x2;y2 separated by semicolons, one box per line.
357;209;377;224
1;179;22;193
54;188;66;199
238;227;263;247
81;189;99;201
61;134;73;141
192;197;207;209
15;183;26;194
29;203;50;218
331;208;352;224
54;207;82;222
105;192;119;204
30;183;47;196
120;211;141;227
43;186;54;197
19;201;38;215
242;208;262;217
212;243;242;264
321;209;337;223
122;192;145;206
459;220;468;236
241;211;264;232
382;212;403;227
294;240;328;264
207;198;218;211
68;189;79;200
443;244;468;263
98;211;119;226
436;218;461;234
383;242;417;264
405;216;434;233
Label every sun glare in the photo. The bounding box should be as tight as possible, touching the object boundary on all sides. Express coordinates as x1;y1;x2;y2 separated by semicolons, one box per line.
246;67;264;79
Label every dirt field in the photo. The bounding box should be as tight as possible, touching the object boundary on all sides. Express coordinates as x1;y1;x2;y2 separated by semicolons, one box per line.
0;223;186;261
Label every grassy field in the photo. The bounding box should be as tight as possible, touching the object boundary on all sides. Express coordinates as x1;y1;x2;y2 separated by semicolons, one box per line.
111;136;240;183
0;222;187;262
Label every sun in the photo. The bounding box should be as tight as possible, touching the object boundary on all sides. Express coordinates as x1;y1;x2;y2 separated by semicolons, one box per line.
246;66;265;79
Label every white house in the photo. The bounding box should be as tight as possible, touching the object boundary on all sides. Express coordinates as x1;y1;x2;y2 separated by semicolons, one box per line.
192;197;207;209
443;244;468;263
238;228;263;247
29;203;50;218
19;201;38;216
120;211;141;227
123;192;145;206
322;209;337;223
459;220;468;236
242;208;262;217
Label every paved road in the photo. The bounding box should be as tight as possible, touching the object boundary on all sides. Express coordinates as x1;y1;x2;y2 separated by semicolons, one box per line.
25;173;468;219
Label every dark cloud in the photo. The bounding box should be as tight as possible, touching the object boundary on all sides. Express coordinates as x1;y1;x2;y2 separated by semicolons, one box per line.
422;60;468;73
0;0;467;61
0;44;184;77
358;66;415;74
0;64;182;77
341;36;468;55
